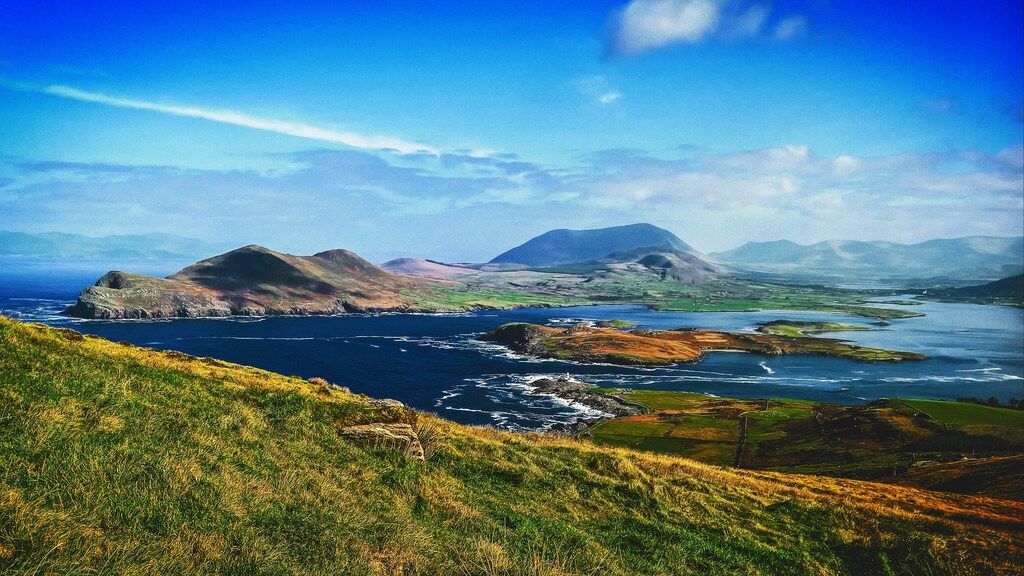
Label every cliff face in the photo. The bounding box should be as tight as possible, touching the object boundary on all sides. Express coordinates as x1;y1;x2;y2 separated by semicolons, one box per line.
65;245;426;319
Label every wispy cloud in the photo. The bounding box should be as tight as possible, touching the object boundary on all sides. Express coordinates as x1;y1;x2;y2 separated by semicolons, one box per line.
5;142;1021;254
772;15;808;40
573;75;623;105
606;0;807;56
0;79;437;155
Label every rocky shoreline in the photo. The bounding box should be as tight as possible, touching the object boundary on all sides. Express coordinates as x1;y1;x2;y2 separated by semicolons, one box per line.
526;376;647;434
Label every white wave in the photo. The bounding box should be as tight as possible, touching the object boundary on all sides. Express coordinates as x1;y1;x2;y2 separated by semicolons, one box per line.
880;374;1023;383
759;361;775;375
182;336;318;341
957;367;1002;373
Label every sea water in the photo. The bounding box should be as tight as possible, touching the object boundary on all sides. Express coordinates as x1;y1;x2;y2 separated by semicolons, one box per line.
2;273;1021;431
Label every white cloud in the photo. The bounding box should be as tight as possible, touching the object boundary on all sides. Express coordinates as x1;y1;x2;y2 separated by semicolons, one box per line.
773;15;808;40
4;144;1021;255
608;0;806;55
610;0;721;55
725;5;769;39
572;145;1024;234
832;155;860;176
598;91;623;104
1;79;436;155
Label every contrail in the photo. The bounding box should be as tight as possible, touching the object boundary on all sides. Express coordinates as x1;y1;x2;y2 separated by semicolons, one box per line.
1;79;437;155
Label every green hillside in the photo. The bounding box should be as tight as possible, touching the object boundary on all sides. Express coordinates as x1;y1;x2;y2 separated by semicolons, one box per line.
0;316;1020;575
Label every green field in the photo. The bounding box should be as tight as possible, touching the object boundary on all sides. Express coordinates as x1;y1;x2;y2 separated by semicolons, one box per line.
407;285;584;310
1;317;1021;574
585;390;1024;485
447;265;927;319
755;320;873;337
899;399;1024;428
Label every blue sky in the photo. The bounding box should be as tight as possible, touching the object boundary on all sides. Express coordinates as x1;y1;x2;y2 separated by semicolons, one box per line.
1;0;1021;261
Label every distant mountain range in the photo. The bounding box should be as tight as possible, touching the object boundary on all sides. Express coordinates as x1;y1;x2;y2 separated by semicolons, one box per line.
485;224;1024;284
489;223;700;267
18;225;1024;296
711;237;1024;283
0;231;235;261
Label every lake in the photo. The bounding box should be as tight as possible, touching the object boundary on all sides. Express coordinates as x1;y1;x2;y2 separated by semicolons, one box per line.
1;273;1021;431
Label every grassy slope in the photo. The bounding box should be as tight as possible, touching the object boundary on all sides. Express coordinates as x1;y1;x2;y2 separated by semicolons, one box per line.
755;321;873;337
447;267;923;320
898;399;1024;428
403;285;584;311
0;317;1021;575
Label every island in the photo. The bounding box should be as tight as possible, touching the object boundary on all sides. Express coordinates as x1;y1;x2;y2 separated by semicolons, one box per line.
480;322;927;364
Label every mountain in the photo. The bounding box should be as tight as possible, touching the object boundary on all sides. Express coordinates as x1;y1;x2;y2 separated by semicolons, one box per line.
916;273;1024;305
0;230;235;261
712;236;1024;283
66;245;427;318
380;257;478;279
2;315;1018;574
545;246;724;284
489;223;700;267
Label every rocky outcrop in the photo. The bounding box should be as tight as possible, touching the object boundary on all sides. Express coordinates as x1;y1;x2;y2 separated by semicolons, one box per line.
528;376;646;418
338;423;424;460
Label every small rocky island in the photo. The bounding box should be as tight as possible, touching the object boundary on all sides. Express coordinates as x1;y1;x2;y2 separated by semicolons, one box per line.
525;375;648;434
528;376;646;417
481;322;927;364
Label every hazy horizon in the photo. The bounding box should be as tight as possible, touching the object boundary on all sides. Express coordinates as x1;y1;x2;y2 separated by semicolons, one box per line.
3;225;1024;266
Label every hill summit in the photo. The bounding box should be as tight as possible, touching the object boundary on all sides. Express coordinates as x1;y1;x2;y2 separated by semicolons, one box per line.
489;223;697;267
66;245;424;318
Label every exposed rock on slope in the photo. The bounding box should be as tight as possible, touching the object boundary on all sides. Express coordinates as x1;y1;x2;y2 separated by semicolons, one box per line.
528;376;646;418
571;246;725;284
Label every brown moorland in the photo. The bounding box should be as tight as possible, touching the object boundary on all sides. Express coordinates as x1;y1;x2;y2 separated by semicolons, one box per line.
481;322;927;364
